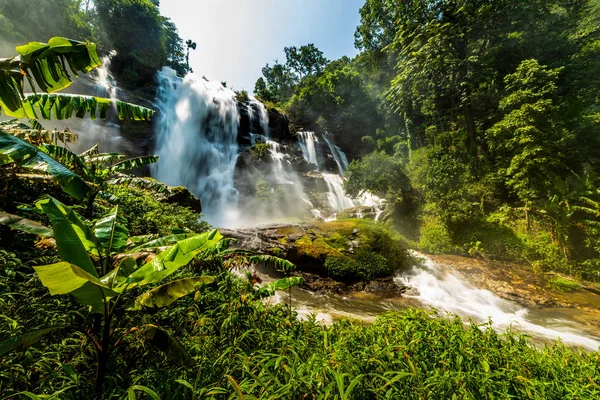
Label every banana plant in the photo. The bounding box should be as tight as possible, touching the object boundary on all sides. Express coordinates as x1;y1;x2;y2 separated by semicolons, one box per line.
0;197;222;393
1;120;160;202
0;37;153;121
1;37;155;204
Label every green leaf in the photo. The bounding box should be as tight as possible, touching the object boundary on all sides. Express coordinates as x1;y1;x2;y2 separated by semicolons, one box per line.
101;257;136;289
0;212;53;237
41;144;89;178
94;206;129;256
110;155;159;173
119;229;223;291
126;385;161;400
34;262;117;313
83;152;127;165
0;37;101;118
6;94;155;121
133;276;215;309
107;176;169;193
257;277;304;299
0;130;93;199
0;326;66;357
246;254;296;273
138;324;193;367
37;197;100;277
130;233;198;252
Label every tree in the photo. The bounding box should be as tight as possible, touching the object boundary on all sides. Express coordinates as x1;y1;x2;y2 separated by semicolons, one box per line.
486;60;572;206
284;44;328;79
94;0;168;86
254;61;296;104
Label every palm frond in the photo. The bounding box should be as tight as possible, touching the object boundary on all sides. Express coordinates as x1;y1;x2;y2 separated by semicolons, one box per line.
110;156;159;173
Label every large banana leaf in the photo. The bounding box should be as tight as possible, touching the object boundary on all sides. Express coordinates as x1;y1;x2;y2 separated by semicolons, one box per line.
17;37;101;92
34;262;117;313
41;144;90;178
131;276;215;310
257;276;304;299
100;257;137;289
0;326;67;357
245;254;296;273
2;93;155;121
138;324;193;367
0;37;100;117
37;197;100;277
94;206;129;257
0;212;53;237
110;156;159;173
130;233;198;252
84;152;127;165
0;130;93;200
118;229;223;291
108;176;169;193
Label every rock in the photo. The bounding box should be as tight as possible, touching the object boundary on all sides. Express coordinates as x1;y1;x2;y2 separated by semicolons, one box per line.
165;185;202;213
364;277;407;297
221;220;410;295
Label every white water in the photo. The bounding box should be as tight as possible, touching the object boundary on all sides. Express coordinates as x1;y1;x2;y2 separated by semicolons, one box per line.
298;131;320;168
323;173;355;212
323;133;348;175
297;130;385;218
396;253;600;350
152;68;240;227
257;252;600;351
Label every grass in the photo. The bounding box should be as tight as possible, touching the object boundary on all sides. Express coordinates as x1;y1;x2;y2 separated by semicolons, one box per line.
2;270;599;399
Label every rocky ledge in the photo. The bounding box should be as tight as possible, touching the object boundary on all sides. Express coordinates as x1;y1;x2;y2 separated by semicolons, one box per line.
221;220;410;297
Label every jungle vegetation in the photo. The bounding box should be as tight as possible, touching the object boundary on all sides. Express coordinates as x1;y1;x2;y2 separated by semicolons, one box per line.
1;1;600;399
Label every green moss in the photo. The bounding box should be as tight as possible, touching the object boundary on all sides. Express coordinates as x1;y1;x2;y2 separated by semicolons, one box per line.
547;276;581;292
283;219;409;281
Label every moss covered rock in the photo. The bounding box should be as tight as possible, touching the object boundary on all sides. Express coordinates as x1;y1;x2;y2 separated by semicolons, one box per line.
221;219;410;283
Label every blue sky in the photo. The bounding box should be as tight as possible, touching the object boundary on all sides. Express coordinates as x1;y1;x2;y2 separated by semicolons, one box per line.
160;0;365;92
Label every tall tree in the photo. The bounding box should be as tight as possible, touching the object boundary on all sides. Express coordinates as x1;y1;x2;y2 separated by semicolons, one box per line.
284;44;328;79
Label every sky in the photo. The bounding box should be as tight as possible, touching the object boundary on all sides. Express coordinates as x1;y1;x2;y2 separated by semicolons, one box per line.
159;0;365;93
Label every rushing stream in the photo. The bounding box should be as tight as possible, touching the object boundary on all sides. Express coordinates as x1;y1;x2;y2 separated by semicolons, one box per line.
261;253;600;351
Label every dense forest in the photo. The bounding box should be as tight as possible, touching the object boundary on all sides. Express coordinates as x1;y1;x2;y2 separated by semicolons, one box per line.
255;0;600;280
2;0;600;399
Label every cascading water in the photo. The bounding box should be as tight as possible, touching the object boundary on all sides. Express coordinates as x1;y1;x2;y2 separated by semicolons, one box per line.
66;52;123;153
298;131;321;168
323;133;348;175
152;68;240;227
297;130;383;219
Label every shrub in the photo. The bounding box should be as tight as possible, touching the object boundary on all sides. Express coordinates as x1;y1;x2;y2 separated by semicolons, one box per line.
251;142;270;161
101;184;210;236
418;217;456;254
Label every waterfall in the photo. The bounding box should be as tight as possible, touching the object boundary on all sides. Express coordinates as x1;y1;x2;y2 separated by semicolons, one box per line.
297;130;381;219
95;52;118;102
152;68;240;227
323;173;355;212
323;133;348;175
251;98;270;138
297;131;320;168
